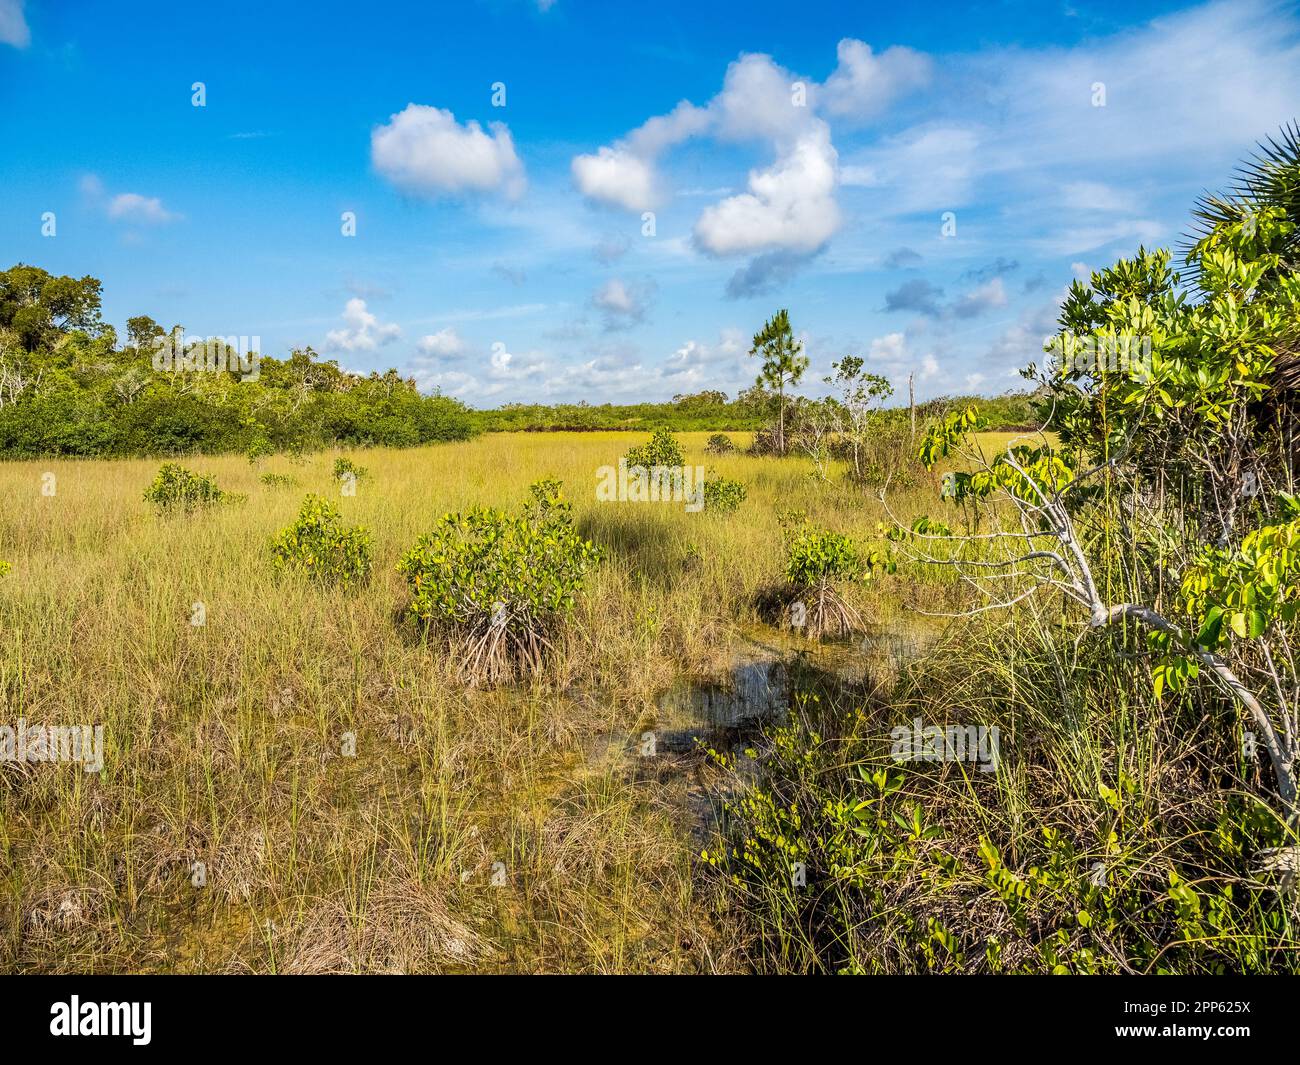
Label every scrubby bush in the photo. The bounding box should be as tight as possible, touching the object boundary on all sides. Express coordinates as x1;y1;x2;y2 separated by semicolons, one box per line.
246;437;274;465
259;472;299;488
472;391;766;433
396;480;601;684
523;477;565;521
702;474;747;514
0;266;479;458
705;433;736;455
746;424;782;457
757;513;892;638
333;456;369;482
831;419;922;488
269;494;373;586
711;127;1300;974
704;624;1300;973
625;428;684;470
143;462;237;511
786;526;864;586
0;561;10;576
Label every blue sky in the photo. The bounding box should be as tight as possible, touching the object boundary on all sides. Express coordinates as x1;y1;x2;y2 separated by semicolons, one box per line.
2;0;1298;406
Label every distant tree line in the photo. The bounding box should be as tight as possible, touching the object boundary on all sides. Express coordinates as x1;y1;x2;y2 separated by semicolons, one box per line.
0;264;476;457
469;388;774;433
471;387;1039;435
0;263;1039;458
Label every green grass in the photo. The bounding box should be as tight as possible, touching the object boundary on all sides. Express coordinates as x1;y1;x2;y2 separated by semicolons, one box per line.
0;432;954;972
10;427;1226;975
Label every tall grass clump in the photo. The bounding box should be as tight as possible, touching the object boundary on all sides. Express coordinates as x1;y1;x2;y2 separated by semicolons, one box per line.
704;617;1300;973
0;434;732;975
707;129;1300;974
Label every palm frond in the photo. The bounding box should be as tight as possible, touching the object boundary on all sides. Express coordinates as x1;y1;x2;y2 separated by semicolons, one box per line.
1179;120;1300;264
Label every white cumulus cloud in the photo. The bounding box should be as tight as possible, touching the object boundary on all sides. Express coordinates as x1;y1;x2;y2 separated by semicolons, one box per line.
818;39;932;120
325;298;401;353
371;104;525;199
710;53;811;143
570;39;932;277
591;278;654;329
107;193;179;225
950;277;1008;319
416;328;466;358
866;331;939;384
572;101;709;211
572;147;659;212
80;176;181;225
693;124;840;256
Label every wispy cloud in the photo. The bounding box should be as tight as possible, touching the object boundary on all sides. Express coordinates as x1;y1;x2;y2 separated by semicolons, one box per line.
80;174;181;225
0;0;30;49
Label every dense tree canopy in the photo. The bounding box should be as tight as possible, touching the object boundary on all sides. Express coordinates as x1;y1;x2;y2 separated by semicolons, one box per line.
0;263;476;457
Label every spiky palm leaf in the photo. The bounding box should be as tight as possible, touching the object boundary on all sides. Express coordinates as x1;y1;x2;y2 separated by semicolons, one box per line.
1181;122;1300;392
1181;120;1300;267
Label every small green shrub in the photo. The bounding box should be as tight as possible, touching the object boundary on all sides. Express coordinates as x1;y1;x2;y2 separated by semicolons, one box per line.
260;472;299;488
269;494;373;586
143;463;236;511
703;474;747;514
785;526;866;587
524;477;565;520
625;428;685;470
333;457;369;481
246;437;274;465
396;479;601;684
746;425;783;456
705;433;736;455
0;561;10;577
757;515;893;638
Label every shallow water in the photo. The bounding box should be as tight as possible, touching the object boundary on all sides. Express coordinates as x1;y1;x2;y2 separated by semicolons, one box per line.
650;619;938;755
656;658;789;746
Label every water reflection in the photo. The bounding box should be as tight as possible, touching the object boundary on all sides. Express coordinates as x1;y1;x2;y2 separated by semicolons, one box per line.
651;622;935;755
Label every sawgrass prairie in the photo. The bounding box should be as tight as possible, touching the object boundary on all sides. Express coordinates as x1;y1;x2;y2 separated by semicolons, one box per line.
0;430;999;972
